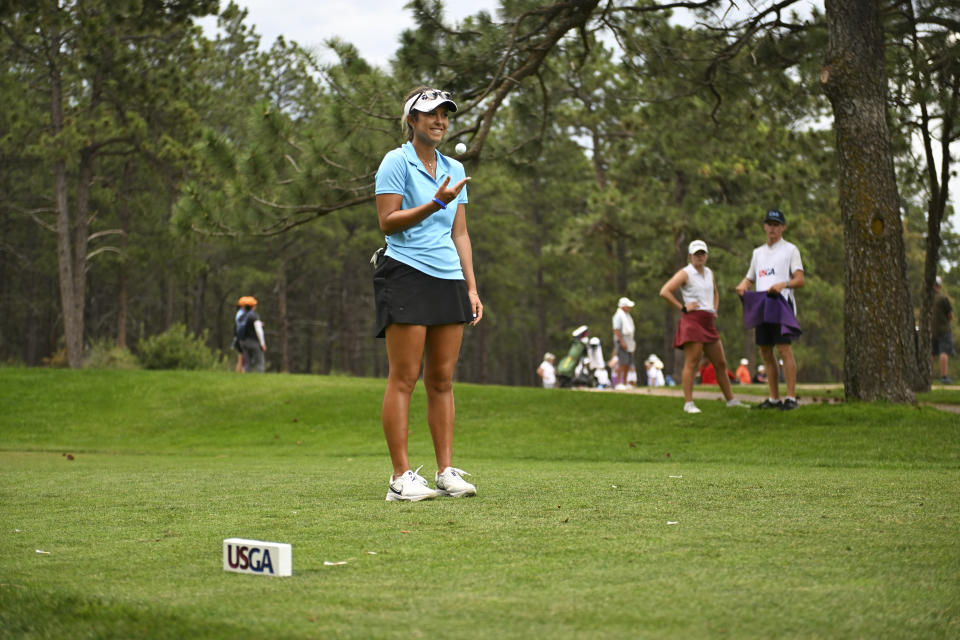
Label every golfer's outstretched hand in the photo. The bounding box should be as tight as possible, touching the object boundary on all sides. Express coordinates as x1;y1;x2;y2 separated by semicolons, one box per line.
434;176;470;207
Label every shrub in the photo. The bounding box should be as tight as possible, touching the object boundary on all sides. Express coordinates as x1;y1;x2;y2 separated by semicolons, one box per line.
42;348;69;368
83;339;141;370
137;324;224;371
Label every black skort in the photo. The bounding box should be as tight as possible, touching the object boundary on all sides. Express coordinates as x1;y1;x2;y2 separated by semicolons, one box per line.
373;254;472;338
755;322;794;346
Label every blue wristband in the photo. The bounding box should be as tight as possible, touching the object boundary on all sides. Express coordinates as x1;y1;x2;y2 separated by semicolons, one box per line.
432;197;447;209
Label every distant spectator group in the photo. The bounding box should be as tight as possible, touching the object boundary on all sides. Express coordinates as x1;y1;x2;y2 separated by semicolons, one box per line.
536;208;806;413
536;207;954;405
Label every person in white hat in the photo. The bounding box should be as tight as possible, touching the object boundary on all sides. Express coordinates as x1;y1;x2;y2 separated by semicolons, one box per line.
587;338;611;388
735;357;752;385
753;363;768;383
373;86;481;502
612;296;636;390
644;354;665;387
536;352;557;389
659;240;747;413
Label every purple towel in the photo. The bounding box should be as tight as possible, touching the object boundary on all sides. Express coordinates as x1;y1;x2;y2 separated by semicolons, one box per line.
741;291;802;338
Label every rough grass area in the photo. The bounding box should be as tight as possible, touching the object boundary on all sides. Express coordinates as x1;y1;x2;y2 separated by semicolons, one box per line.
1;369;958;639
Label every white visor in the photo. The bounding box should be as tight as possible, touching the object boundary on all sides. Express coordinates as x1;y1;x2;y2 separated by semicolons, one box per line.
404;90;458;117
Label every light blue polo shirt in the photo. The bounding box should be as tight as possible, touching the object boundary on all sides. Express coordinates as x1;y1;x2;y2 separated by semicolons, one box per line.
375;141;469;279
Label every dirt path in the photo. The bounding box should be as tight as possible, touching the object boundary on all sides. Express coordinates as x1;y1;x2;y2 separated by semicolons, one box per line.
578;384;960;413
580;384;839;405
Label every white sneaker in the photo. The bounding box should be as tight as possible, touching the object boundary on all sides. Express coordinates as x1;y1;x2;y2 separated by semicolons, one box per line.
683;402;702;414
615;384;627;391
435;467;476;498
726;398;749;408
386;465;437;502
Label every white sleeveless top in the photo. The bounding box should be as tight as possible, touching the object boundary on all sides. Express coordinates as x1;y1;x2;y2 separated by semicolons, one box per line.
680;264;715;313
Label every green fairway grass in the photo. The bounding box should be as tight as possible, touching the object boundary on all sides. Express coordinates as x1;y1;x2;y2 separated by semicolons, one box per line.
1;369;958;639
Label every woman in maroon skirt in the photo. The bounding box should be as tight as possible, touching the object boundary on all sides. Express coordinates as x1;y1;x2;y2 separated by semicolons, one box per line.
659;240;747;414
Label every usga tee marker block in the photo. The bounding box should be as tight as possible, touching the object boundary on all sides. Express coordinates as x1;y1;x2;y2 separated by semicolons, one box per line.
223;538;292;577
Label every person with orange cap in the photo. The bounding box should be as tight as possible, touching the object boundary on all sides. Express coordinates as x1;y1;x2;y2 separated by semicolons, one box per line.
235;296;267;373
232;297;246;372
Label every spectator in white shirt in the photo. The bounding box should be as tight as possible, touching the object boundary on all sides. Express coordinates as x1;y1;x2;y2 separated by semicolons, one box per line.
536;352;556;389
612;297;636;390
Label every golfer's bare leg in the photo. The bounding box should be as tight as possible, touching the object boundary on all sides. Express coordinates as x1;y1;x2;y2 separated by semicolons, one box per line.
383;324;426;478
704;340;735;401
423;323;464;472
778;344;797;398
760;345;779;399
682;342;703;403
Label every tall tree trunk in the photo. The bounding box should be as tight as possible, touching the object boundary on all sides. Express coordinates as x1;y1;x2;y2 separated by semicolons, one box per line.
662;305;675;379
339;263;349;373
476;318;488;383
48;21;99;368
50;47;84;368
116;241;128;349
536;246;547;385
164;275;175;330
54;158;82;367
54;152;94;369
908;0;959;390
26;311;39;365
192;271;207;337
305;293;316;374
276;259;290;373
116;160;132;349
323;283;334;374
663;171;688;377
531;174;547;380
821;0;917;402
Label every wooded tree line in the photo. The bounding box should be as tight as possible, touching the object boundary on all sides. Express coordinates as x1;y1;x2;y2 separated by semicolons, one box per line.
1;1;957;399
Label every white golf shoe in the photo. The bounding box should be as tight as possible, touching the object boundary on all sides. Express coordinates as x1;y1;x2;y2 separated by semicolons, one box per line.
386;466;437;502
435;467;477;498
683;402;702;414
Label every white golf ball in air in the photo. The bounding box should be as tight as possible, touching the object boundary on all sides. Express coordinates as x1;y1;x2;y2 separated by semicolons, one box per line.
455;143;467;155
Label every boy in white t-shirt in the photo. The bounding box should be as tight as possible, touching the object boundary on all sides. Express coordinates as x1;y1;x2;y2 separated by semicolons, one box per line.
735;209;805;410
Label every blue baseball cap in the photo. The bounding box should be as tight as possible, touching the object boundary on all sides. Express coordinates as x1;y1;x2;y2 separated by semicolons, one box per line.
764;209;786;225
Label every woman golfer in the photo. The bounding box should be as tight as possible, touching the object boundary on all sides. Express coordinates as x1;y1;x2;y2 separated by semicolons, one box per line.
372;87;482;501
659;240;746;414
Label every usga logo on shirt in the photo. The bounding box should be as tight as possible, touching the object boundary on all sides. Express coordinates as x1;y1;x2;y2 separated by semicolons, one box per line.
223;538;292;577
758;267;776;278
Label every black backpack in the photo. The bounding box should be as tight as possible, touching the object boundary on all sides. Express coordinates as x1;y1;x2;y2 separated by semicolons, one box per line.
235;310;257;341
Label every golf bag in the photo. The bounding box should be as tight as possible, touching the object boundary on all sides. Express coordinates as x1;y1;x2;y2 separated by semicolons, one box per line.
572;356;596;387
556;339;586;388
587;339;610;388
